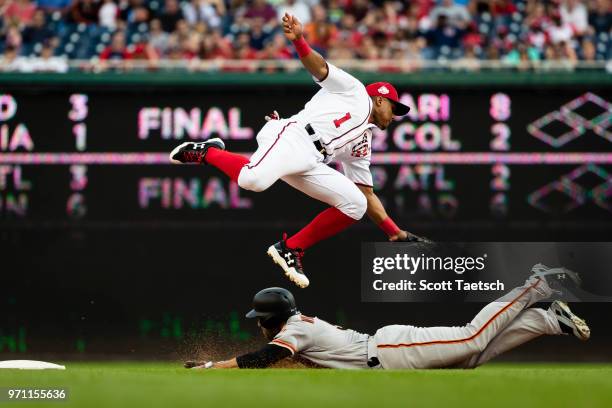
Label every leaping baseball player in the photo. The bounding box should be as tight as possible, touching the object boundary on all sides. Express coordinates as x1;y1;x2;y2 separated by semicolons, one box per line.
185;265;590;370
170;13;423;289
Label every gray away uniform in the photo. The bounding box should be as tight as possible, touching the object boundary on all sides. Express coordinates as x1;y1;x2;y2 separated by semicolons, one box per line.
270;277;563;369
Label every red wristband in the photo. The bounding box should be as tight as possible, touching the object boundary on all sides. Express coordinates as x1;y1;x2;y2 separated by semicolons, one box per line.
292;36;312;58
378;217;401;236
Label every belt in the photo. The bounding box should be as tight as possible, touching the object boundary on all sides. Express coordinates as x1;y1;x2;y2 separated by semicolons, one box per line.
366;336;381;368
367;357;380;368
305;124;327;157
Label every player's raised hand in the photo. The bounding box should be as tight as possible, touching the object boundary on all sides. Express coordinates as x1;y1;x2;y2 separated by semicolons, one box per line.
265;110;280;121
282;12;303;41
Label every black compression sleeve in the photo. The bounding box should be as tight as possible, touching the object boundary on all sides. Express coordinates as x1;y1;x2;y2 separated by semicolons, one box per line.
236;344;292;368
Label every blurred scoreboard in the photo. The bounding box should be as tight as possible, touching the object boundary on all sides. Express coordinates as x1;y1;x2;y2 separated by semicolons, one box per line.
0;86;611;225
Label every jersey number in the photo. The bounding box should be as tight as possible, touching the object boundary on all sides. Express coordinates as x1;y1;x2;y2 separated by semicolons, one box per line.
333;112;351;128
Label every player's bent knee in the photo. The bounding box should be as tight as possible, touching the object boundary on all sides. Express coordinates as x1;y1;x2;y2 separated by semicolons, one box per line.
470;340;487;354
462;325;487;353
237;170;271;193
337;192;367;220
354;192;368;219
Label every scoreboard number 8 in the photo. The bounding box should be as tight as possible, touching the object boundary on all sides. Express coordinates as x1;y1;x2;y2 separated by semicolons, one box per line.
489;93;511;121
489;93;511;217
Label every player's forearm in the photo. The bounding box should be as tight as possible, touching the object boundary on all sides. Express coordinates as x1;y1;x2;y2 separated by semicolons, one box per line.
292;36;328;81
213;358;238;369
358;185;406;240
362;188;389;225
236;344;292;368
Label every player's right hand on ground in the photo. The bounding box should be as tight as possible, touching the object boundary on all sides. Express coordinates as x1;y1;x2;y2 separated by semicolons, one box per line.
184;360;211;369
282;13;303;41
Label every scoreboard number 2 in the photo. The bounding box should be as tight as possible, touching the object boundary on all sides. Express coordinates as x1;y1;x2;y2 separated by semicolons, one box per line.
490;123;510;151
489;93;511;151
489;93;511;217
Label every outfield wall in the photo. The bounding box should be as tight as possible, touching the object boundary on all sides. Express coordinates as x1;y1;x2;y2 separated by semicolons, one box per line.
1;72;611;358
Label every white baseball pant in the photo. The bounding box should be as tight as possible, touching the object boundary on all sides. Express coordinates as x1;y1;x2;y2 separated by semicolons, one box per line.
374;277;554;369
236;119;367;220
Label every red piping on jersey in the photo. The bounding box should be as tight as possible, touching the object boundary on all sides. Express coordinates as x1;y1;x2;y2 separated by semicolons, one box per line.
246;121;297;169
323;97;372;146
354;182;373;188
333;129;372;152
377;278;542;349
271;339;297;354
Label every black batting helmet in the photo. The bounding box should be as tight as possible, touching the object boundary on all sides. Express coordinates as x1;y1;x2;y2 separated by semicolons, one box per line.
245;287;298;328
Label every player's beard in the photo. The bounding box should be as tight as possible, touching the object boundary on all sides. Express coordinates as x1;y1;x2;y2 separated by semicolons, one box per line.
260;325;282;341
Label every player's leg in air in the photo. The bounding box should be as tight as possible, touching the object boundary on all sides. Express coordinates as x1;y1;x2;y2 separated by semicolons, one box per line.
268;163;367;287
453;300;589;368
169;120;364;289
374;267;587;369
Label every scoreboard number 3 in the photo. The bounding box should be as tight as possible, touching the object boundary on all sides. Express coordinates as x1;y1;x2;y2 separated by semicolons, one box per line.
68;94;89;218
69;94;88;122
69;94;88;151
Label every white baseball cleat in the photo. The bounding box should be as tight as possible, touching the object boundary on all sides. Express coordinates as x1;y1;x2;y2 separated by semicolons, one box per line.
267;235;309;288
169;138;225;164
550;301;590;341
530;263;582;287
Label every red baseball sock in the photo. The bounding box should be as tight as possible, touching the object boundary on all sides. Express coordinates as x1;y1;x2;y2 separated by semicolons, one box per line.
286;207;356;250
205;147;249;182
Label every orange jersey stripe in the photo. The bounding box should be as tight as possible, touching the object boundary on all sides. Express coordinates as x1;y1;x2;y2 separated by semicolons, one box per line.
270;339;297;354
377;278;542;349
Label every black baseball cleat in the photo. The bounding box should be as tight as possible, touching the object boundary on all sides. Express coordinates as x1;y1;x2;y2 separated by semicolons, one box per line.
169;138;225;164
549;301;590;341
267;234;309;288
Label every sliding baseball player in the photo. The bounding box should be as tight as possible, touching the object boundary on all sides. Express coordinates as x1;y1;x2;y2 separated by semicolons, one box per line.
170;13;423;289
185;265;590;369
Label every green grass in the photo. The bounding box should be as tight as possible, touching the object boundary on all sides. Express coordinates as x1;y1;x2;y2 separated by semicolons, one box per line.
1;362;611;408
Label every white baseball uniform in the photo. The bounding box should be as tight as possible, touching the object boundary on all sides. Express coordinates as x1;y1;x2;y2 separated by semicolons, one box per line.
236;63;376;220
269;277;562;369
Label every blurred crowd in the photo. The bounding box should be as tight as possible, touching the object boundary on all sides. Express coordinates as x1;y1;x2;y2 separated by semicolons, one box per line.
0;0;610;72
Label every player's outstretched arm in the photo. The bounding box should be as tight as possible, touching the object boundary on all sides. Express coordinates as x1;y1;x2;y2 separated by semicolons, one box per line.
184;358;238;369
282;13;328;81
184;344;291;370
356;185;412;242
